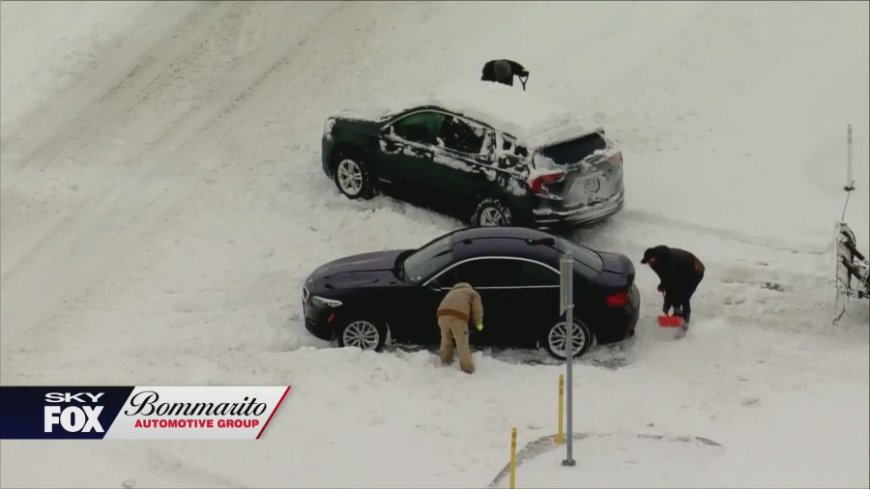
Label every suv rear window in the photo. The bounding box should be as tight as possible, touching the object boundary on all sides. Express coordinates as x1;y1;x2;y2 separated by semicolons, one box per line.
540;132;607;165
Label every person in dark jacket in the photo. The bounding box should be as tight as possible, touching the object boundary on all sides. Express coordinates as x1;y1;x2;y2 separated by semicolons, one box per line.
641;245;705;329
481;59;529;88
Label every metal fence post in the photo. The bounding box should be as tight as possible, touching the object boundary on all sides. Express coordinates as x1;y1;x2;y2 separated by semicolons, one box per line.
559;253;576;467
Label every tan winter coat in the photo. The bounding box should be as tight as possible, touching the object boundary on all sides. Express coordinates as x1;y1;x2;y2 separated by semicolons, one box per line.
437;282;483;325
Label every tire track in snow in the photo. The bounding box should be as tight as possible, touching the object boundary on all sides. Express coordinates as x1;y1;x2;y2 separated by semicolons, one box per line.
0;2;216;177
0;3;228;279
0;2;231;282
0;3;346;351
615;209;830;256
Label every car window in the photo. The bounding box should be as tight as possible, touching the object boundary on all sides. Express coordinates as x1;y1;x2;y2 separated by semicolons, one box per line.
404;234;454;284
515;261;559;286
445;259;516;288
431;258;556;288
499;134;517;153
554;237;603;279
437;116;488;155
391;111;445;145
539;132;608;165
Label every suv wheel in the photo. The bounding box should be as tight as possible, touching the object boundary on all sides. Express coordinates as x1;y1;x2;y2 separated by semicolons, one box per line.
333;151;375;199
471;196;513;227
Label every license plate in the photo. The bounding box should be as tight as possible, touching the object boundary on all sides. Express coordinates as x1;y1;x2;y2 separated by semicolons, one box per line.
572;174;601;195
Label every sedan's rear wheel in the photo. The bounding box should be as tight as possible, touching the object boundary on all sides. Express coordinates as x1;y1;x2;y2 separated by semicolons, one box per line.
337;318;386;351
543;319;593;359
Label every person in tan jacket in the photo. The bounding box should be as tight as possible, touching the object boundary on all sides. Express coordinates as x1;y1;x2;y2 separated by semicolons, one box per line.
436;282;484;374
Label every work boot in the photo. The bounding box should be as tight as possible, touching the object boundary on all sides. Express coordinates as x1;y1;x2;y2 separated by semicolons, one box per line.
675;317;689;339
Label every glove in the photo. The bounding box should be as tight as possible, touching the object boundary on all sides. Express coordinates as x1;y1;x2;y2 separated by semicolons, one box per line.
475;323;484;332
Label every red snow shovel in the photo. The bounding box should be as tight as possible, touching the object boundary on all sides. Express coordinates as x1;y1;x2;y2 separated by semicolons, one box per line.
656;290;685;327
657;315;685;328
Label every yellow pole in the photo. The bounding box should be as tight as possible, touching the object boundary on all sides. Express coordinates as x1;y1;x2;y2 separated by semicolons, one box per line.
509;427;517;489
555;374;565;444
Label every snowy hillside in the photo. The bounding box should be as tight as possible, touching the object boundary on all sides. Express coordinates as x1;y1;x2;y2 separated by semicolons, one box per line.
1;1;868;488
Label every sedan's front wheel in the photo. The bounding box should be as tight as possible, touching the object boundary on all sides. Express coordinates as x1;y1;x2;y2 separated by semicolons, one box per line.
543;319;593;359
337;318;386;351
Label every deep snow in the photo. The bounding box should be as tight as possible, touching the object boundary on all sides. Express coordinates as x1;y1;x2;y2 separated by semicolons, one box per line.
1;1;868;488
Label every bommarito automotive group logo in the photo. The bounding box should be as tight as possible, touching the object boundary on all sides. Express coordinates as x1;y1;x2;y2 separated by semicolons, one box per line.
0;386;291;440
124;390;268;429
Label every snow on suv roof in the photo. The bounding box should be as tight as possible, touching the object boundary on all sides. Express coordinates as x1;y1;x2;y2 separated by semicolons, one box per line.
422;82;602;147
341;82;602;148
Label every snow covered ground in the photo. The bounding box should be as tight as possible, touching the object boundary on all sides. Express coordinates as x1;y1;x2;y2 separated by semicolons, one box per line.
1;1;868;487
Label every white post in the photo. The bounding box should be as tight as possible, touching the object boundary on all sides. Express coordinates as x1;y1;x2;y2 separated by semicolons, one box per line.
846;124;854;191
559;253;576;467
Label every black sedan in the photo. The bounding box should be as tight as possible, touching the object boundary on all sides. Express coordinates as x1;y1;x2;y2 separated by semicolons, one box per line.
302;227;639;359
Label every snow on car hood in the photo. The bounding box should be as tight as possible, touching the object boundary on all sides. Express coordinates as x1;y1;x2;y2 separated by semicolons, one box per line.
307;250;407;291
311;250;404;278
333;93;435;122
333;106;392;122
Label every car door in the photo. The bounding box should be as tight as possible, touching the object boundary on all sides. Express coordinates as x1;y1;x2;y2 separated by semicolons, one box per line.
445;257;561;348
389;283;445;347
496;259;562;348
431;114;497;204
378;111;446;189
424;258;513;347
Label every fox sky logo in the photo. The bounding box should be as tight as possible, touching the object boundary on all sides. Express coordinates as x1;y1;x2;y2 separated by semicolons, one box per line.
1;386;290;440
44;391;106;434
1;387;133;439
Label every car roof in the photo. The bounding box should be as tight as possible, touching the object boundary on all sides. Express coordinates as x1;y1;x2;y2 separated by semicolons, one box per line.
447;227;566;264
341;82;603;148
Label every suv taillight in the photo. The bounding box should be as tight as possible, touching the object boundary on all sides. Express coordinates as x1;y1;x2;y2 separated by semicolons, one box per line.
608;151;623;166
605;289;630;307
528;170;566;196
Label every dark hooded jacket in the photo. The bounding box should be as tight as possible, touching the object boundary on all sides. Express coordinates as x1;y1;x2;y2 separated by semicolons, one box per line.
481;59;528;86
641;245;705;296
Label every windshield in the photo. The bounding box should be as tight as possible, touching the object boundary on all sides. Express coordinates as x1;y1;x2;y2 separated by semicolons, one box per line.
403;234;455;284
555;238;603;278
